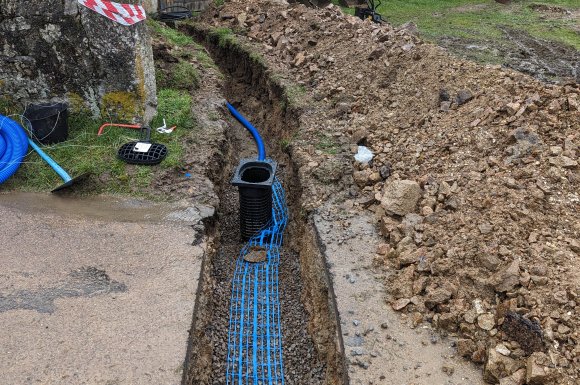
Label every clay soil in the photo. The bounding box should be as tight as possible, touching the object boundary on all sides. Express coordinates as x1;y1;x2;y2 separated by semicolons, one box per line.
194;1;579;384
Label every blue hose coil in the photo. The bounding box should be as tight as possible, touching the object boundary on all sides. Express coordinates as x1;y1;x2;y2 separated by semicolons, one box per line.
226;103;266;161
0;115;29;184
226;177;287;384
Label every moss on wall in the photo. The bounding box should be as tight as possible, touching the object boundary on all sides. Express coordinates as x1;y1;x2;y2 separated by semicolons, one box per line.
100;91;139;122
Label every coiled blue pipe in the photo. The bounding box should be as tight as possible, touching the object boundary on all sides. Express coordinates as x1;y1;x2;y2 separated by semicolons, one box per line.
226;102;266;161
0;115;29;184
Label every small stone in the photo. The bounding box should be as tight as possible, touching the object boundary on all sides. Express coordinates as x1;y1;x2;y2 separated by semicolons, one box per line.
499;368;526;385
376;243;390;255
456;89;473;105
495;343;511;356
442;364;455;376
506;102;521;116
367;47;385;61
424;288;452;309
392;298;411;311
380;322;389;329
457;339;476;357
550;155;578;169
477;313;496;331
478;222;493;234
549;146;563;156
493;260;520;292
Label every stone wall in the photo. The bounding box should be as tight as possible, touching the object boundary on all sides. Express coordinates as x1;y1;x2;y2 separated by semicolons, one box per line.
0;0;157;123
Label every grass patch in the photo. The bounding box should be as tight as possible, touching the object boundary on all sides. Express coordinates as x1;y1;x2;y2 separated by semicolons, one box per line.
315;132;339;155
373;0;580;50
284;84;306;108
2;89;195;197
210;27;237;48
169;61;200;91
147;19;194;46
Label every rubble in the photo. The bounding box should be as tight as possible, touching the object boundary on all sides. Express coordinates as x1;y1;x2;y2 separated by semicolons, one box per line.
198;1;580;382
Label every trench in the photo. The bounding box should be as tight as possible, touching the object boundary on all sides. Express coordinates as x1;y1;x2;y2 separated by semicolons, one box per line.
181;25;346;385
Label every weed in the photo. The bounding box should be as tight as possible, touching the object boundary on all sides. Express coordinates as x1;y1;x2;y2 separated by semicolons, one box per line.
284;84;306;107
214;0;224;6
315;133;339;155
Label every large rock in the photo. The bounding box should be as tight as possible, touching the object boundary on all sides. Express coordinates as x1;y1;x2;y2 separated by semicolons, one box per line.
381;179;422;216
492;259;520;292
484;349;520;383
0;0;156;122
526;352;554;385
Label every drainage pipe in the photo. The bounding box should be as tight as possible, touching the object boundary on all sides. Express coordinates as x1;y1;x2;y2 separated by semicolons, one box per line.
226;102;266;161
0;115;29;184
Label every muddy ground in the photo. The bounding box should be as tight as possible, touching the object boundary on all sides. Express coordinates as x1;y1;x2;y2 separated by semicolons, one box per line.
190;1;579;384
439;27;579;84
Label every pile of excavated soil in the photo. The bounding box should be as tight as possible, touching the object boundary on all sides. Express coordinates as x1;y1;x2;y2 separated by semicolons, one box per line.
197;1;579;384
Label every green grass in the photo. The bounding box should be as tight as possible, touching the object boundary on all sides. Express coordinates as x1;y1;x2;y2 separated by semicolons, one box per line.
147;19;194;46
2;89;195;197
210;27;237;48
171;61;200;90
373;0;580;50
315;132;339;155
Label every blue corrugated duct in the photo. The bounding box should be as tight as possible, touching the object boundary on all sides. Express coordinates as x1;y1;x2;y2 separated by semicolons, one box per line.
0;115;29;184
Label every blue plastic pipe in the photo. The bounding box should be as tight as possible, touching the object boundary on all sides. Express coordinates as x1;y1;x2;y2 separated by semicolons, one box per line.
226;102;266;161
0;115;29;184
27;138;73;184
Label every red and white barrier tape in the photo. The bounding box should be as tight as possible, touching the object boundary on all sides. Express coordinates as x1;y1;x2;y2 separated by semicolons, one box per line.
78;0;146;26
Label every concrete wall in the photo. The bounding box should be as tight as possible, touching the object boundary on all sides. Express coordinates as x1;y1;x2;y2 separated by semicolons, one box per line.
0;0;157;123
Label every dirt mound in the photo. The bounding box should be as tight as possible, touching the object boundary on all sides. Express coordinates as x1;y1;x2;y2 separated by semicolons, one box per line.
197;1;579;383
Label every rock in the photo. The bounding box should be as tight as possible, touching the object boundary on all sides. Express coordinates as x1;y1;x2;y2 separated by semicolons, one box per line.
438;312;457;332
376;243;390;255
367;47;385;61
237;12;247;26
456;89;473;105
457;338;476;357
495;343;511;356
478;222;493;234
381;180;422;216
493;259;520;292
391;298;411;311
424;288;452;309
479;253;501;271
499;368;526;385
478;313;496;331
379;216;398;238
353;169;372;187
1;0;157;122
293;51;307;67
484;348;519;383
549;155;578;169
506;102;521;116
398;247;423;267
379;163;391;179
440;101;451;111
441;364;455;376
526;352;554;384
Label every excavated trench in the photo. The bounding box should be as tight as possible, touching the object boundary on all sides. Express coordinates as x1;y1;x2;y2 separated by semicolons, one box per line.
182;26;346;385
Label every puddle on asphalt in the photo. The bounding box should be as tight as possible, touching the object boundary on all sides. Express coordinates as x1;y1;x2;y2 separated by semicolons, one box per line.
0;192;214;224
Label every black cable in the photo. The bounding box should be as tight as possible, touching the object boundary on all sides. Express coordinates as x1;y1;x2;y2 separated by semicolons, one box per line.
157;6;195;22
